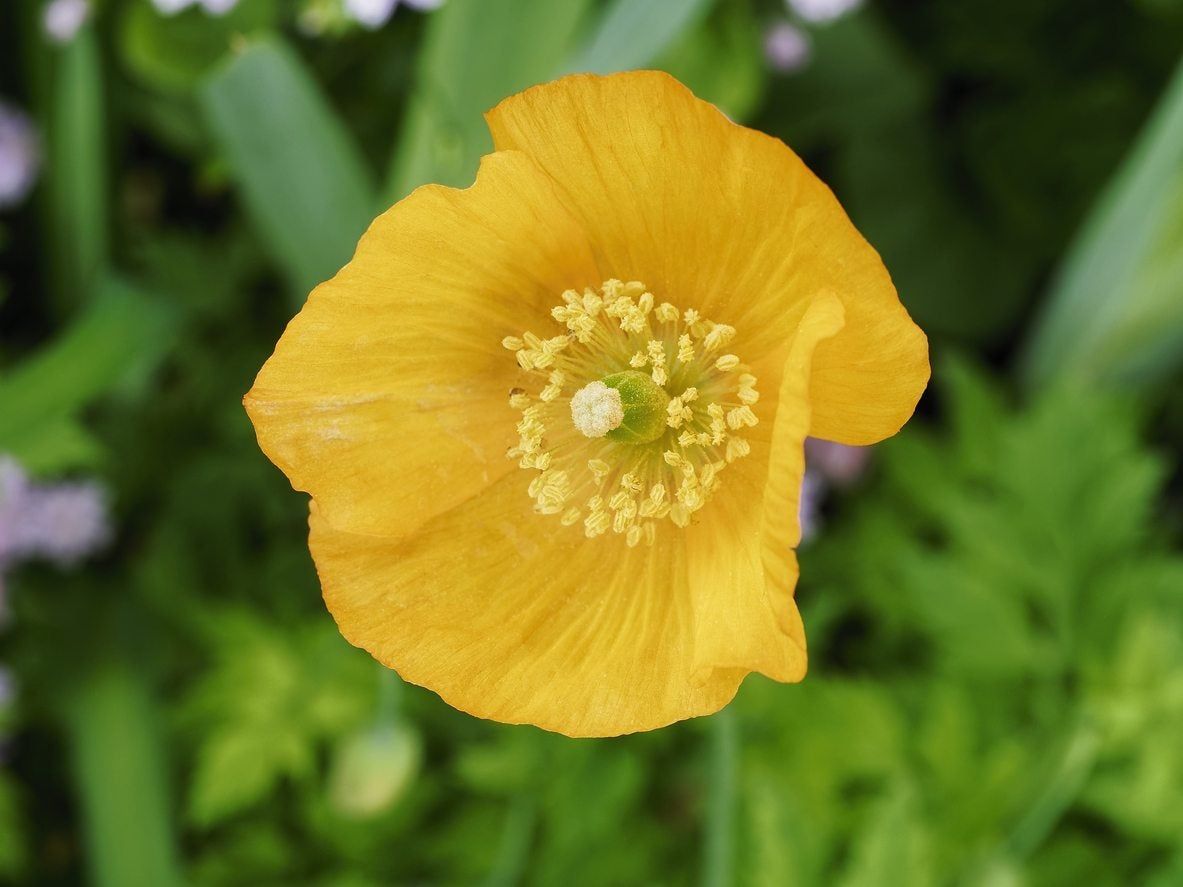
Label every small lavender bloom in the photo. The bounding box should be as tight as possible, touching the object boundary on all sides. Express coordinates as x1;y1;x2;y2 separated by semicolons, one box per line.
344;0;444;28
804;438;872;488
764;22;811;73
0;458;31;567
199;0;239;14
43;0;90;44
0;103;41;210
17;482;111;567
344;0;398;28
0;456;111;569
0;668;14;710
151;0;196;14
787;0;863;25
798;470;825;543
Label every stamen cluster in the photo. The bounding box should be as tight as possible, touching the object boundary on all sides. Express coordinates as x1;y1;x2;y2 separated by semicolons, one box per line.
503;280;759;545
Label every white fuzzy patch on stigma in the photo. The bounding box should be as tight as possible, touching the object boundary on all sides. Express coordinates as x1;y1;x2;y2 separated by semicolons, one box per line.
570;381;624;438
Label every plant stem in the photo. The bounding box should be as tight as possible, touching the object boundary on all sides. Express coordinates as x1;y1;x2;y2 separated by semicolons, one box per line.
702;707;739;887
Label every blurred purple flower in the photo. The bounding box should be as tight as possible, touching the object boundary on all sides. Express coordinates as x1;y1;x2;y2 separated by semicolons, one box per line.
0;668;13;710
804;438;873;488
0;102;40;210
797;440;874;544
0;456;111;572
764;22;812;73
787;0;864;25
798;470;825;543
344;0;444;29
151;0;239;16
43;0;90;44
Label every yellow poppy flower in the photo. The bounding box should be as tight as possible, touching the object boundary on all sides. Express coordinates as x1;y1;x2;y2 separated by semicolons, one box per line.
244;71;928;738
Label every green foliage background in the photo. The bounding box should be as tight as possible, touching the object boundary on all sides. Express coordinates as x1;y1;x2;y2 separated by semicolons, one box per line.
2;0;1183;884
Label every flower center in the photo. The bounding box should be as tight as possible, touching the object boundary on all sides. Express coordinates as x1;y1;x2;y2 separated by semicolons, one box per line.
503;279;760;546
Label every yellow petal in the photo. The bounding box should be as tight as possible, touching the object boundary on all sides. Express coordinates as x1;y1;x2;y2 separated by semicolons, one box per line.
245;151;602;538
486;71;928;445
683;294;845;687
760;294;846;582
311;477;745;738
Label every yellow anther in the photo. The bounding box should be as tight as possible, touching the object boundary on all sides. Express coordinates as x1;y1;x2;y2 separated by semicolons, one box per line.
612;510;635;534
703;324;736;351
561;507;582;526
725;437;751;462
646;340;667;386
726;405;759;429
655;303;680;323
715;354;740;372
626;525;642;547
666;396;694;428
502;336;524;351
584;510;610;537
608;490;634;511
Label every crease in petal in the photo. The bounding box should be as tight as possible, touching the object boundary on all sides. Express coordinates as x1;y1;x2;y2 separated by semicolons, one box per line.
485;70;928;445
684;294;846;687
245;150;602;539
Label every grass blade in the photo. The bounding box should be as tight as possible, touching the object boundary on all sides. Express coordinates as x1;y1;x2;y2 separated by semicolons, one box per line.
202;39;376;302
1021;59;1183;389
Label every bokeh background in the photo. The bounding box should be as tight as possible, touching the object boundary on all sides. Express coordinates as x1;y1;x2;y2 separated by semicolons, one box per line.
3;0;1183;884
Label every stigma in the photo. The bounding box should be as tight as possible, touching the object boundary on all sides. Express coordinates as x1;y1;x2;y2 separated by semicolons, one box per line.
570;381;623;438
502;280;760;544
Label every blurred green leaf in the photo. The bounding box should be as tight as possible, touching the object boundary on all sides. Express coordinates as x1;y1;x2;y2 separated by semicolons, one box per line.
386;0;722;201
1023;58;1183;388
387;0;593;199
48;26;107;314
0;277;176;473
184;613;376;826
837;785;935;887
201;39;376;301
0;773;25;878
68;663;184;887
657;1;765;121
121;0;277;94
565;0;714;75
